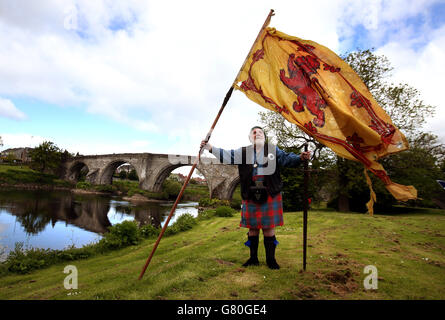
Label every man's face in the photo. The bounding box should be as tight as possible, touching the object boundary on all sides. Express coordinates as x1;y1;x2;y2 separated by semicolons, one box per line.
249;128;265;145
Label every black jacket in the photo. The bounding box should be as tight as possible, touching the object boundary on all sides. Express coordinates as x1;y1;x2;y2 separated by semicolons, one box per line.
238;144;282;200
211;143;301;200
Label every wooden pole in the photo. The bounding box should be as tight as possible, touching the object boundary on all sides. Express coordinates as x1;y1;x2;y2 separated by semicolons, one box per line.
138;9;275;280
303;143;309;271
137;87;232;281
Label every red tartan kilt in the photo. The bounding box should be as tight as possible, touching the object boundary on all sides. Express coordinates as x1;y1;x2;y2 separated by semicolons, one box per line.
240;192;284;229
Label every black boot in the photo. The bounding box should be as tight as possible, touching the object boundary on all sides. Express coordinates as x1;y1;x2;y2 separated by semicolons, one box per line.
242;234;259;267
264;236;280;269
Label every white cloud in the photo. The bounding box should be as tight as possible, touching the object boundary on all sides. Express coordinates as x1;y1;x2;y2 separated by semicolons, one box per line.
0;133;46;150
0;0;345;156
0;132;154;156
0;0;444;154
376;24;445;142
0;97;26;120
62;139;152;155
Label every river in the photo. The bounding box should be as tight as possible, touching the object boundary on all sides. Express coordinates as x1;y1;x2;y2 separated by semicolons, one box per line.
0;188;198;260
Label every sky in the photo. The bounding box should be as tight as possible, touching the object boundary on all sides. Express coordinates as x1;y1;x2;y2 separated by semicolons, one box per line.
1;0;444;168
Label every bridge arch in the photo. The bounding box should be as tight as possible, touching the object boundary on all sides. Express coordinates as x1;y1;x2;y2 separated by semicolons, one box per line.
99;159;142;185
226;176;241;200
67;161;89;183
151;163;211;195
152;164;181;192
210;175;240;200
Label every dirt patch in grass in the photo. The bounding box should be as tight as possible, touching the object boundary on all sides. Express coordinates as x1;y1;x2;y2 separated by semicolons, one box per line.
214;259;235;266
292;284;319;299
325;268;359;296
314;252;365;270
428;260;445;268
325;269;354;284
420;229;445;238
309;267;359;297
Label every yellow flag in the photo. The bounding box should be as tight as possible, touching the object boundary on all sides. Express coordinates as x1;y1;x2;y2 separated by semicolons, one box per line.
234;27;417;211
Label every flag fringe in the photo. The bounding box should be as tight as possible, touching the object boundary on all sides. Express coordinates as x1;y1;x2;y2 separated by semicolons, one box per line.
364;168;376;216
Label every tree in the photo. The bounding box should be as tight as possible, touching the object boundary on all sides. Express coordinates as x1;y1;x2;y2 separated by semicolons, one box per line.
128;169;138;181
381;133;445;207
259;111;324;158
162;177;181;199
29;141;63;173
118;170;128;180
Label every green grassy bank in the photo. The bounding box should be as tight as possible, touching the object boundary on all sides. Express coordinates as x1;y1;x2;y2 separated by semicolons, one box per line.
0;164;72;188
1;207;444;300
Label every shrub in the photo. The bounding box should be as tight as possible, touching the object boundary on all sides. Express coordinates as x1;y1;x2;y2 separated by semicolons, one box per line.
94;184;115;193
1;242;98;275
98;220;141;249
230;199;242;210
164;213;197;236
162;179;182;199
197;209;216;221
146;191;169;200
215;206;235;217
54;179;74;188
198;197;211;207
128;169;138;181
5;243;51;274
112;179;134;192
199;197;230;208
164;224;180;236
127;187;142;197
76;181;92;190
140;224;161;239
118;171;128;180
174;213;197;231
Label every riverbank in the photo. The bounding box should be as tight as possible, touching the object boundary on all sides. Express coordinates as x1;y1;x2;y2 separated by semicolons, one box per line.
0;164;74;189
1;207;444;299
121;194;166;203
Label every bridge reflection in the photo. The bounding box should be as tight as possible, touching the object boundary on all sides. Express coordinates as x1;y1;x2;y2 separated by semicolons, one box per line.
0;190;169;236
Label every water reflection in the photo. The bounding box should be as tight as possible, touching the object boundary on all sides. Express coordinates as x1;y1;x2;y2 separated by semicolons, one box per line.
0;189;198;256
0;190;112;234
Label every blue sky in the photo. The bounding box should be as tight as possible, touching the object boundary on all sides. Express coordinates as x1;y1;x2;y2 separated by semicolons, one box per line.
0;0;444;161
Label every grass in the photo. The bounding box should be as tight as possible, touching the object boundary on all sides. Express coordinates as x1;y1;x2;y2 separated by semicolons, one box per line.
0;164;72;188
0;206;444;300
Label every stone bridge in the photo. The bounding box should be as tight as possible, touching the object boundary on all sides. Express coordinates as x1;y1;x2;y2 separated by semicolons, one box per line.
62;152;240;200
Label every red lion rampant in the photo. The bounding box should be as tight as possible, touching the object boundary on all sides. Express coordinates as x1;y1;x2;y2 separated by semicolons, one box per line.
280;53;327;127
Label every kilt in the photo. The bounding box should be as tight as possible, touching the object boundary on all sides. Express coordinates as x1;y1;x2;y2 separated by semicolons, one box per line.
240;176;284;229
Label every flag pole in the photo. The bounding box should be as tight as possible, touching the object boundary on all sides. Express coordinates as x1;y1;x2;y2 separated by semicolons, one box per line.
138;9;275;280
302;143;309;271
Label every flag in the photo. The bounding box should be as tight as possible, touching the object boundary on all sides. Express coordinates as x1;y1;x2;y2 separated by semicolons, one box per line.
234;27;417;214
